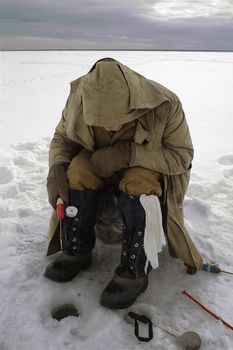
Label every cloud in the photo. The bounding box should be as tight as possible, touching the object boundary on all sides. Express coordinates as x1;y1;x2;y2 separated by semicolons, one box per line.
0;0;233;50
141;0;233;21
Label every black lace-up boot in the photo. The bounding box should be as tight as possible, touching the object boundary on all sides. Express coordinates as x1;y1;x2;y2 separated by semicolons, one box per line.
44;189;98;282
100;192;150;309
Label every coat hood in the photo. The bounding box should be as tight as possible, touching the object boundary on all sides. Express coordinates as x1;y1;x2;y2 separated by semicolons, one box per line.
81;58;168;126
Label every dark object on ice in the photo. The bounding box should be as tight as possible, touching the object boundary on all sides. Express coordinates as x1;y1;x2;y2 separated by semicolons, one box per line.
52;304;79;321
44;189;98;282
127;311;153;342
185;263;197;275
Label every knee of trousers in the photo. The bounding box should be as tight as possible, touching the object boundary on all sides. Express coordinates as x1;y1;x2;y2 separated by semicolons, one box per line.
66;150;104;190
119;167;162;196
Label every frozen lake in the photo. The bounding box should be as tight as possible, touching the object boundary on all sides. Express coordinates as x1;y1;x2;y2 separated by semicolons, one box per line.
0;51;233;350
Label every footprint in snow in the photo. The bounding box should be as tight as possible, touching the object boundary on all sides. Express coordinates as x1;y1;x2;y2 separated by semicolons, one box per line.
216;154;233;166
216;155;233;181
223;167;233;181
13;156;36;169
12;142;36;151
0;167;14;184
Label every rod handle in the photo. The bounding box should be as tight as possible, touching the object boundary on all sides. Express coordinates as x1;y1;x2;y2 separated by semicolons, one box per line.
56;197;65;220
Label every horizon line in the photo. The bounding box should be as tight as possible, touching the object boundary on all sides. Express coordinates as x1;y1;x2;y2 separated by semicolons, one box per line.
1;48;233;52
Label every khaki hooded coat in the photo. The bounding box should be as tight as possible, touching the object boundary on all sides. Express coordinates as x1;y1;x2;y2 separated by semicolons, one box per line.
47;58;203;270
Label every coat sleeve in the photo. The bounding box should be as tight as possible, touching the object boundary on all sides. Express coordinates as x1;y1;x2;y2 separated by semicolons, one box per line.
130;101;194;175
49;87;82;168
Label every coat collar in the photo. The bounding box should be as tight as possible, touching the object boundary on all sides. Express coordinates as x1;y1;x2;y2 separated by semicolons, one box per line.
134;120;149;144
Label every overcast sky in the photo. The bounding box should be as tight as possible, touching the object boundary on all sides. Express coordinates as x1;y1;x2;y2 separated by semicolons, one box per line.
1;0;233;50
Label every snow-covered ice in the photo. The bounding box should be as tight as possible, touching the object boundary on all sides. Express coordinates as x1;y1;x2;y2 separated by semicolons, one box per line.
0;51;233;350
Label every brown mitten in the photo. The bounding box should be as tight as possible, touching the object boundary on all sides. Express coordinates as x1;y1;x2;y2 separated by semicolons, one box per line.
90;142;131;178
47;163;69;209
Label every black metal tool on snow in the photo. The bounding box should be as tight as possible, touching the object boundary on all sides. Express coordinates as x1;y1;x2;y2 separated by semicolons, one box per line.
127;311;153;342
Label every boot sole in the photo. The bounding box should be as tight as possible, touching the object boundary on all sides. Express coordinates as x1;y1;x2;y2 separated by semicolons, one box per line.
44;259;92;283
100;278;148;309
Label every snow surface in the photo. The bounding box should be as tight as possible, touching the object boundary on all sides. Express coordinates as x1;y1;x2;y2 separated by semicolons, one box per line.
0;51;233;350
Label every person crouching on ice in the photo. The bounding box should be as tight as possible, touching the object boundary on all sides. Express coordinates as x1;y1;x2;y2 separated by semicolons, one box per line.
44;58;203;309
